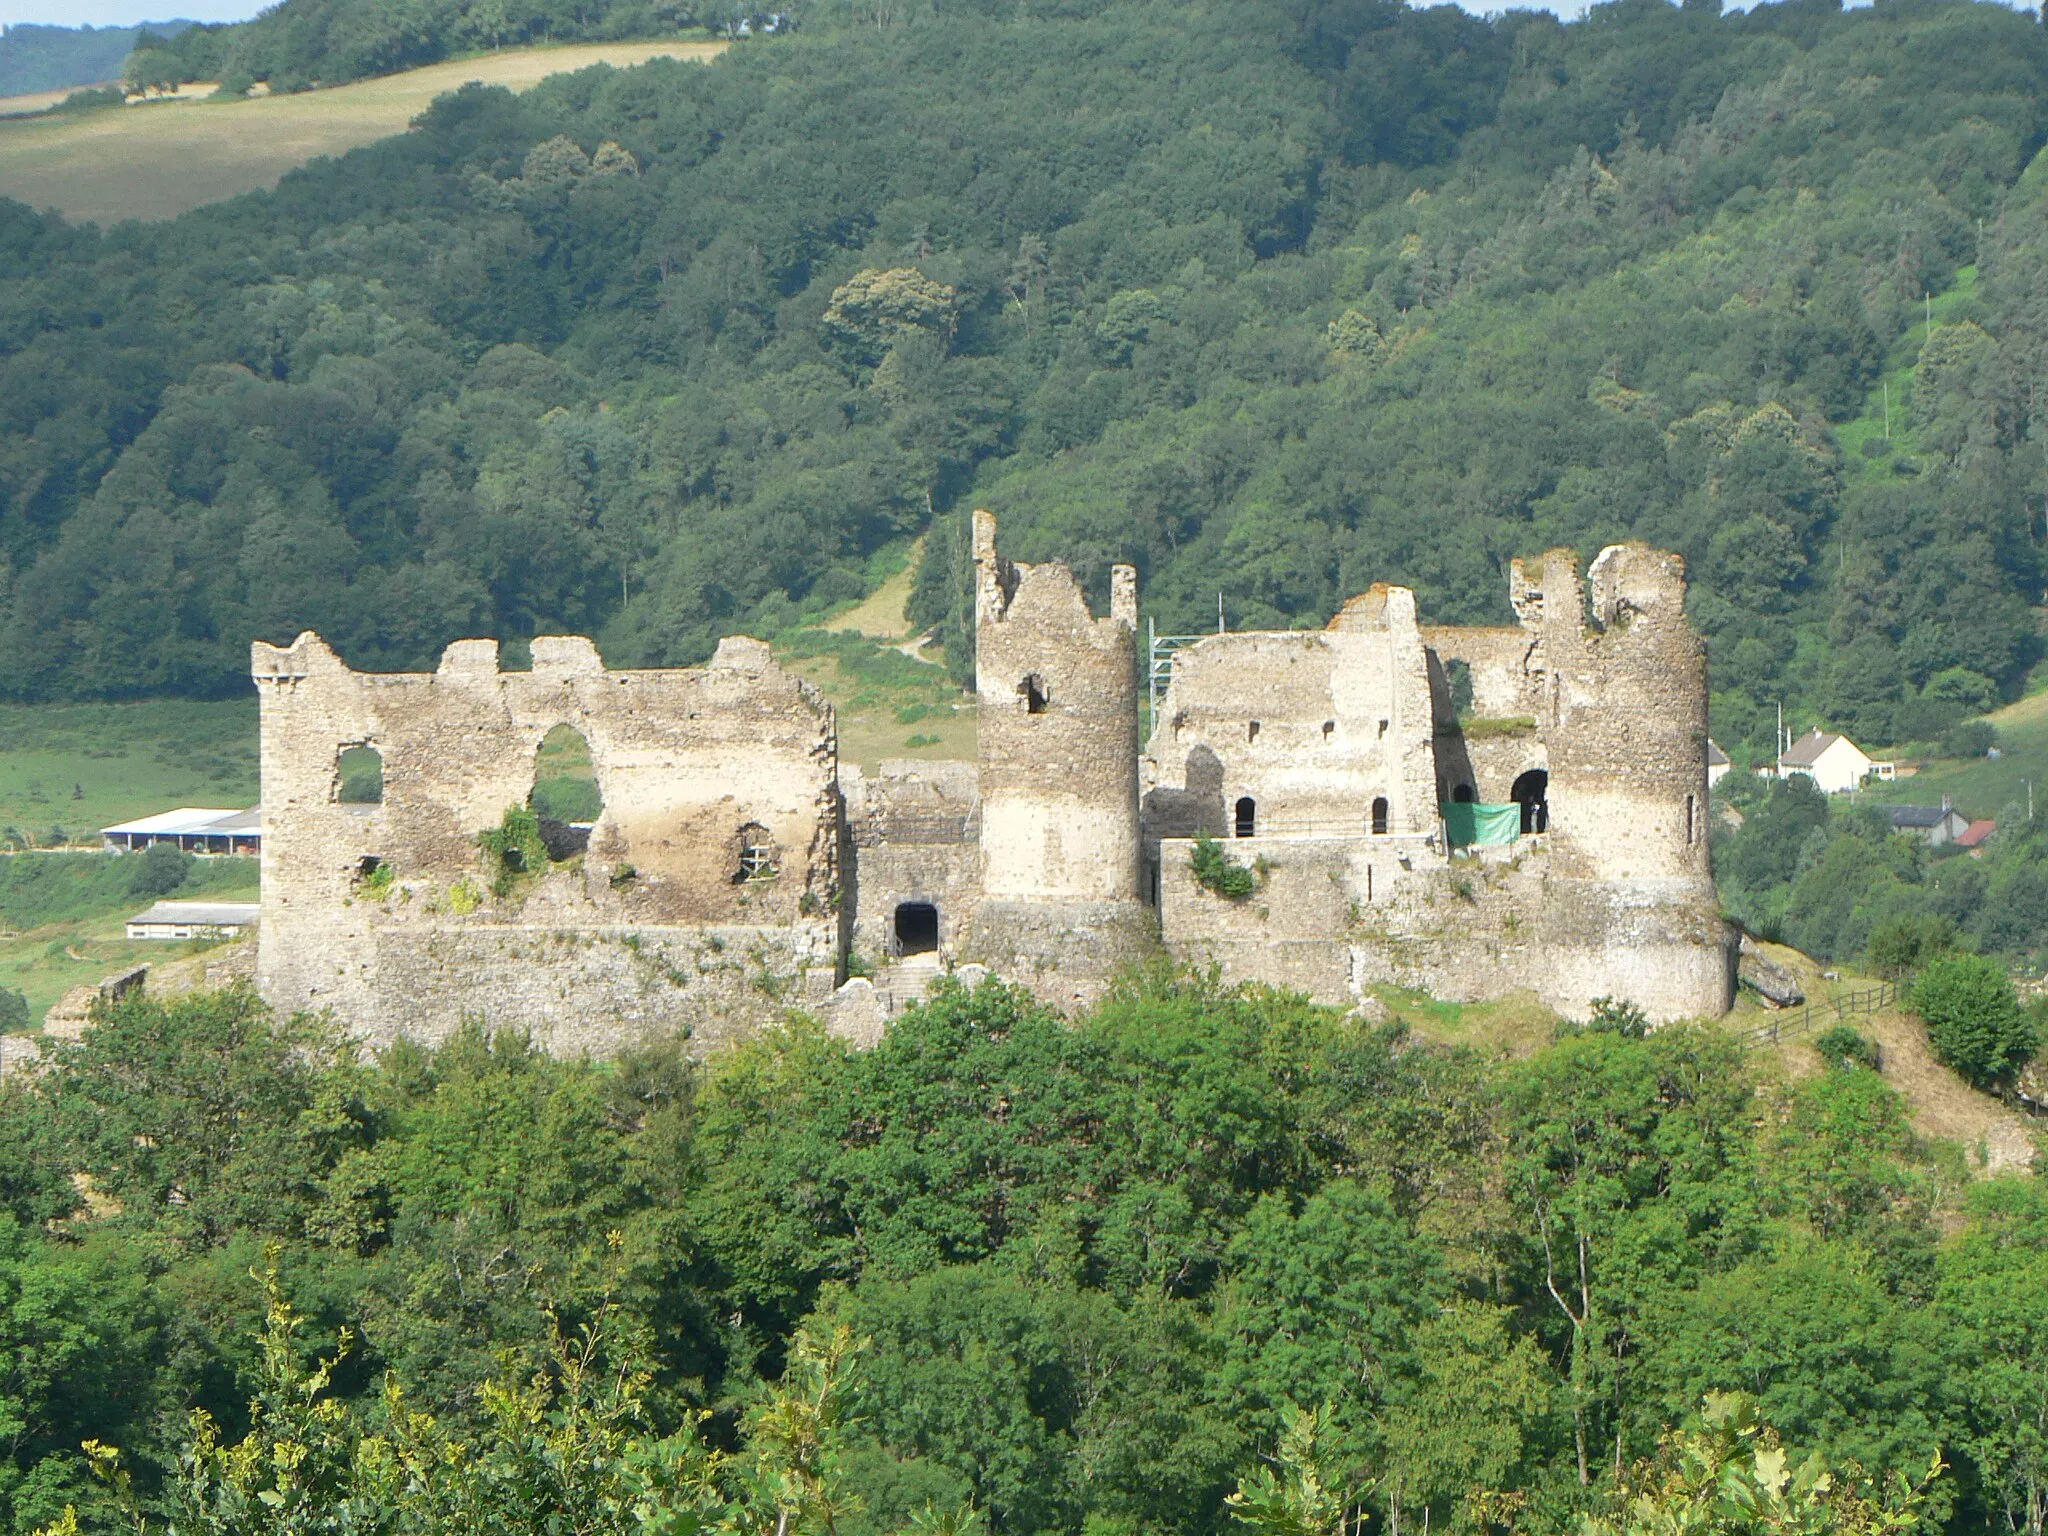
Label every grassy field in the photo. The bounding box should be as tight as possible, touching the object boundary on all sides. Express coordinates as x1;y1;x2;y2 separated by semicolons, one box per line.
0;85;104;118
0;849;258;1025
778;542;979;770
1874;685;2048;822
0;699;257;846
0;39;725;225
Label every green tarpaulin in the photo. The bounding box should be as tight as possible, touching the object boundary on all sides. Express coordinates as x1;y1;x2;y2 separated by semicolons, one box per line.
1442;801;1521;848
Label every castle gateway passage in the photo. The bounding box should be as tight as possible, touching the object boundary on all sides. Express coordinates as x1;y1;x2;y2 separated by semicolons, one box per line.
251;512;1734;1054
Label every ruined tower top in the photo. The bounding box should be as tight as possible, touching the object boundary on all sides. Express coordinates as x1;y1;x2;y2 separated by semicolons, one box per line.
971;509;1141;902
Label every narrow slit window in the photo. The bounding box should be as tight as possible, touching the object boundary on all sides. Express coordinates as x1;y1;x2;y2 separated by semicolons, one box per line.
1322;721;1334;741
1686;793;1698;847
1248;721;1261;744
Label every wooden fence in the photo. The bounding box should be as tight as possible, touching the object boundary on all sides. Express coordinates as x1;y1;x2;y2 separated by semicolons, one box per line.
1739;980;1899;1049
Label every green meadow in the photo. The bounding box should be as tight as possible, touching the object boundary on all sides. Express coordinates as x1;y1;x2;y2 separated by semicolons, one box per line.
0;698;257;846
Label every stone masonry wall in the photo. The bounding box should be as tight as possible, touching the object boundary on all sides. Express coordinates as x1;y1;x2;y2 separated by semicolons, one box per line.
1148;543;1734;1023
841;759;985;965
973;510;1140;903
1160;832;1734;1022
253;630;840;1051
1141;584;1439;845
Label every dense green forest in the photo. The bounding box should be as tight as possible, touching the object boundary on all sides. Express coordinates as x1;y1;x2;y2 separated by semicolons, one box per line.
0;973;2030;1535
1712;769;2048;963
0;0;2043;761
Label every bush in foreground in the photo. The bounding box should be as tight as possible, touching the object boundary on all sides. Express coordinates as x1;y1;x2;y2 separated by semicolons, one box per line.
1912;954;2038;1089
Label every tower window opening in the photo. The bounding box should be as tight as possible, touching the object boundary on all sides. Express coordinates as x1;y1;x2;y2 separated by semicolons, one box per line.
1686;793;1698;847
1234;796;1256;838
894;901;939;955
1248;720;1261;743
1019;674;1049;714
1371;797;1389;836
735;823;780;883
1510;769;1549;834
336;744;383;805
1322;721;1335;741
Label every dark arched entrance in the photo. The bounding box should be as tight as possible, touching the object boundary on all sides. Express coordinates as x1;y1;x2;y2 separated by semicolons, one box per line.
1234;797;1257;838
894;901;939;955
1511;769;1549;834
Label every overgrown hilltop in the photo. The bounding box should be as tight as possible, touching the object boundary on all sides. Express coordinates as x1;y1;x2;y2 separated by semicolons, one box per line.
2;0;2045;759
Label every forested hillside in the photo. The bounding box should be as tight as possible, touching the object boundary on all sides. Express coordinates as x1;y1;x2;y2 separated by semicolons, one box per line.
2;0;2044;756
0;974;2024;1535
0;23;191;98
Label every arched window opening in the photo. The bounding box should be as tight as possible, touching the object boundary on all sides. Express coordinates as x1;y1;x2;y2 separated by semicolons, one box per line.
1018;674;1049;714
531;724;603;858
1370;797;1390;836
1322;721;1335;741
735;823;780;883
1452;783;1476;804
531;725;603;820
336;745;383;805
1510;769;1549;834
1248;720;1261;744
894;901;939;955
1234;796;1256;838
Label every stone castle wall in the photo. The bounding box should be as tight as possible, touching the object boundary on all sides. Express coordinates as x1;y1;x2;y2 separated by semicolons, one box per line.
250;517;1732;1050
252;630;840;1050
1147;542;1732;1023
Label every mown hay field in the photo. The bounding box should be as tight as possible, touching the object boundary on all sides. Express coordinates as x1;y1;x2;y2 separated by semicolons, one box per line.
0;39;725;225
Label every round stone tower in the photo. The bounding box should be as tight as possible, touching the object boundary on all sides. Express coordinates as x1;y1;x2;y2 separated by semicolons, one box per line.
972;508;1141;901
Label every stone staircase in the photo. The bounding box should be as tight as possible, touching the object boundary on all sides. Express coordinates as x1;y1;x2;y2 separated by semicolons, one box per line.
869;952;945;1016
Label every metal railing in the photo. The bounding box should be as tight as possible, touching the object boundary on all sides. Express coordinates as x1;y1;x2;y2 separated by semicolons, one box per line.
1739;980;1898;1049
1147;622;1209;717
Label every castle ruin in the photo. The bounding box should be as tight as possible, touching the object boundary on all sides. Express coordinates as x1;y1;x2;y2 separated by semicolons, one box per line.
252;511;1734;1050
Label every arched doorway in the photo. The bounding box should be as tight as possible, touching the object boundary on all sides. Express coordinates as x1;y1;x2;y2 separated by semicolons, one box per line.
1511;769;1549;834
1370;797;1389;835
894;901;939;955
1234;797;1257;838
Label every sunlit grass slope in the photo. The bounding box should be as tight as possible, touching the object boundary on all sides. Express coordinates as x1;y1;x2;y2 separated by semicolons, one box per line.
0;39;725;225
